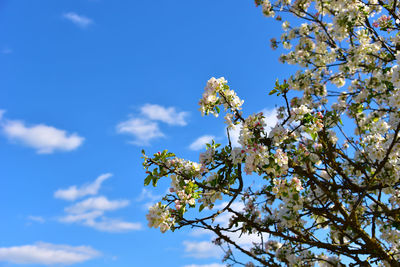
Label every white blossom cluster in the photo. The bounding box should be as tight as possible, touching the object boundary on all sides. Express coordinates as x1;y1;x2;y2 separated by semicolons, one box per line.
146;202;174;233
199;77;244;118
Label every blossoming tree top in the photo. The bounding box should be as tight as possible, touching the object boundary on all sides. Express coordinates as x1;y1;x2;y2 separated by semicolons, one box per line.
142;0;400;266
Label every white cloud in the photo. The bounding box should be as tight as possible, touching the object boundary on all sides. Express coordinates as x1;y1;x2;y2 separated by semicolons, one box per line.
189;202;264;248
189;228;211;237
213;201;244;211
189;135;215;151
230;232;263;247
117;104;189;146
136;188;163;209
260;108;279;131
183;264;225;267
65;196;129;214
183;241;222;259
189;202;245;237
227;124;241;147
2;120;84;154
213;202;244;226
188;231;262;253
59;211;142;233
140;104;188;126
59;210;104;223
55;176;142;233
63;12;93;28
0;242;100;265
216;202;263;246
116;118;164;145
228;108;277;147
54;173;112;201
85;218;142;232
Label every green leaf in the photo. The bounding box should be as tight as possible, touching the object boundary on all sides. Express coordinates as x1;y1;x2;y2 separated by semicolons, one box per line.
144;175;152;186
311;132;317;141
199;204;205;212
152;177;158;187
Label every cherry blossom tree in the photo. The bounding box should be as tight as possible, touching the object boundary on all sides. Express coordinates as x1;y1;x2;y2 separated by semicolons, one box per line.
142;0;400;266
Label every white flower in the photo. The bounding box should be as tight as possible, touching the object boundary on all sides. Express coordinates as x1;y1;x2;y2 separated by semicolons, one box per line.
146;202;174;233
282;21;290;31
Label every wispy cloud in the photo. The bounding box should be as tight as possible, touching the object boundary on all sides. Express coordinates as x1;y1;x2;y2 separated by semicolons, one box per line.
54;173;112;201
84;218;142;232
60;210;103;223
228;124;241;147
117;104;189;146
0;242;100;265
141;104;188;126
59;209;142;233
261;108;279;130
1;116;84;154
65;196;129;214
212;202;245;226
183;241;222;259
183;264;226;267
189;202;264;248
56;174;142;233
116;118;164;145
63;12;93;28
189;135;215;151
136;188;163;209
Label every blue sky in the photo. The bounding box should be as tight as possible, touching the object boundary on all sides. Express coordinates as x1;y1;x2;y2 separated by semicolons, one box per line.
0;1;292;266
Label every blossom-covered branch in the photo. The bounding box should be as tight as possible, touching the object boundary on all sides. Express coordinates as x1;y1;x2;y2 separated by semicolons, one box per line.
142;0;400;265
